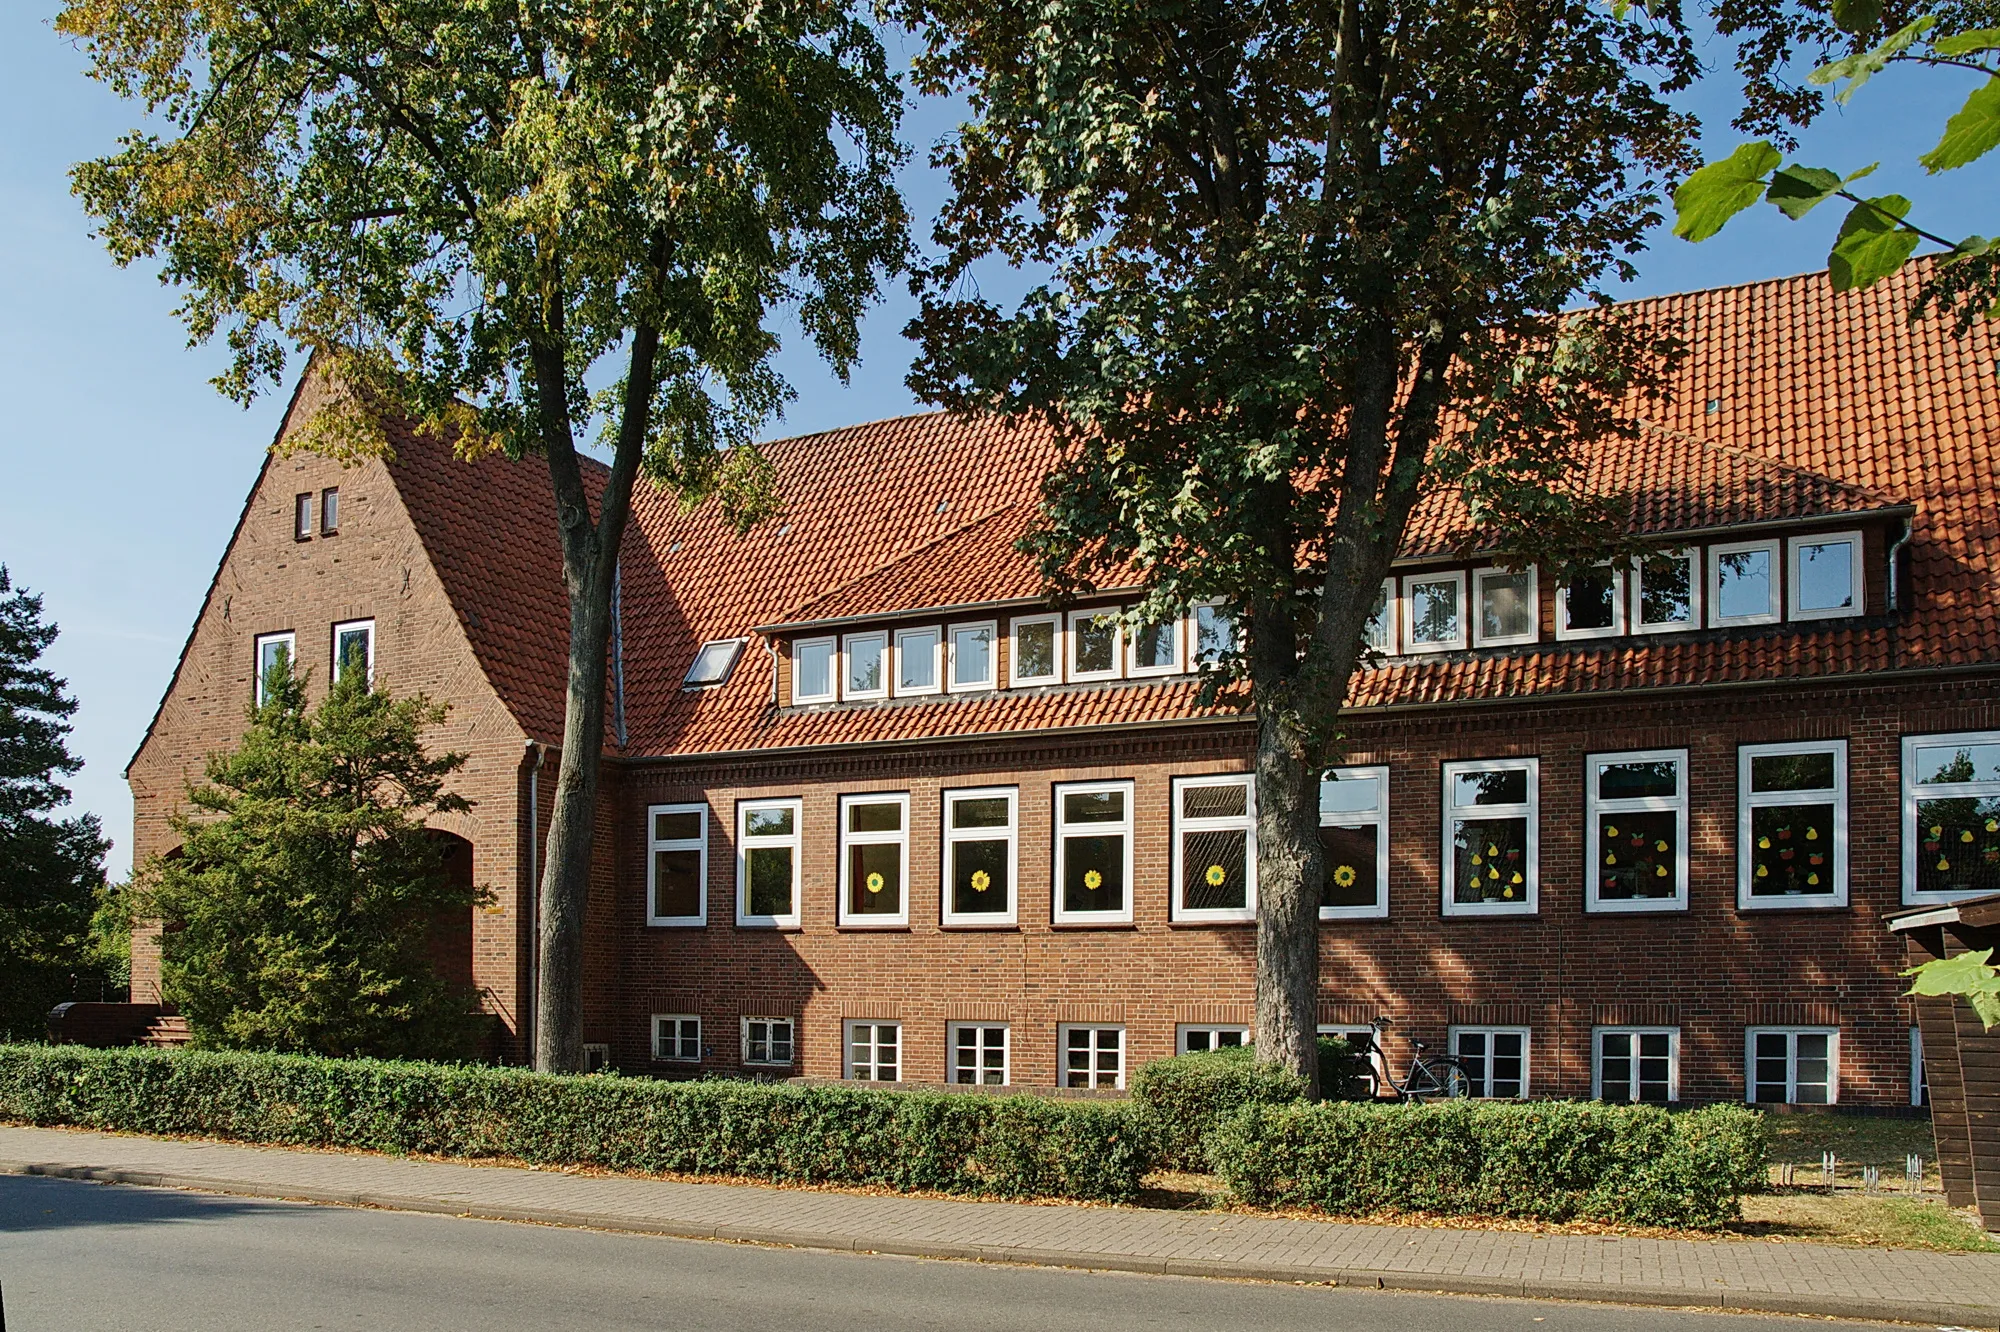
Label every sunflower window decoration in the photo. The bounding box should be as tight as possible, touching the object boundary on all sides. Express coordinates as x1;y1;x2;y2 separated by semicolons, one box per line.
842;795;907;921
946;791;1014;921
1058;782;1131;919
1177;777;1255;917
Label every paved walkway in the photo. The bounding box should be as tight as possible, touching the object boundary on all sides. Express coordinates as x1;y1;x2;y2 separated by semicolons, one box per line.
2;1126;1995;1328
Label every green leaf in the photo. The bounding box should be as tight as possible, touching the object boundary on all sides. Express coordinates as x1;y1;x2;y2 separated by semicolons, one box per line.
1904;947;1997;994
1829;195;1922;289
1832;0;1882;35
1975;989;2000;1030
1765;164;1842;219
1673;142;1782;242
1922;77;2000;171
1934;27;2000;55
1951;234;1996;258
1812;18;1936;103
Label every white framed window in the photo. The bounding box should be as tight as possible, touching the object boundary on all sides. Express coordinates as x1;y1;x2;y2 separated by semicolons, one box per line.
1009;613;1062;686
1320;766;1390;920
1911;1026;1928;1107
742;1016;795;1067
1594;1027;1679;1102
1634;549;1700;633
1060;1024;1125;1089
951;1023;1010;1085
1442;758;1538;917
1177;1024;1249;1054
1586;749;1689;913
1473;566;1538;647
1172;774;1257;923
841;630;888;700
1067;608;1123;681
653;1014;701;1062
684;638;745;688
736;798;802;928
1739;740;1847;908
893;626;942;696
1402;571;1466;652
1128;615;1182;676
1319;1024;1383;1097
792;636;836;704
1746;1027;1838;1104
293;491;313;540
839;792;909;926
947;620;997;692
254;631;295;706
1556;565;1624;640
1789;530;1865;620
845;1020;901;1081
1711;539;1781;626
320;487;339;534
1190;601;1237;666
646;803;708;926
943;787;1018;926
332;618;375;685
1451;1027;1530;1099
1363;580;1397;655
1054;780;1135;925
1902;730;2000;904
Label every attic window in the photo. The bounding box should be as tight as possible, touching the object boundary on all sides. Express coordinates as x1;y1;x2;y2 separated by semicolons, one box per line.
684;638;746;689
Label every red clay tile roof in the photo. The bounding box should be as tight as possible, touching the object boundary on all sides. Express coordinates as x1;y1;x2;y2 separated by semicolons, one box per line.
373;260;1999;758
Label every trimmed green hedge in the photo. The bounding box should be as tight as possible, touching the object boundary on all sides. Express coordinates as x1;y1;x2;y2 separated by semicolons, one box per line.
1207;1099;1767;1227
0;1045;1145;1202
1130;1046;1306;1171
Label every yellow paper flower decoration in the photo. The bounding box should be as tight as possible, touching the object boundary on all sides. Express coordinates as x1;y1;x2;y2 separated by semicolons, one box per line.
970;869;992;892
1205;864;1228;886
1332;864;1358;888
1083;869;1104;890
865;871;885;894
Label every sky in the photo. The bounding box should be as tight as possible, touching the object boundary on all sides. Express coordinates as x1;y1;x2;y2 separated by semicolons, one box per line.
0;7;1987;880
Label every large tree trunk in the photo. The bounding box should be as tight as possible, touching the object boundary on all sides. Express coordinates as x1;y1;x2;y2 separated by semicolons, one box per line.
534;566;614;1073
1253;706;1323;1098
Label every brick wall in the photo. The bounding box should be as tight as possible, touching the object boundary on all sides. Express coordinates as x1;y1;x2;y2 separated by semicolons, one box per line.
602;672;1995;1103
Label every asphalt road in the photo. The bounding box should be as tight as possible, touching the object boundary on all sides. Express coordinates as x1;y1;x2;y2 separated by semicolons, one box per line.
1;1174;1898;1332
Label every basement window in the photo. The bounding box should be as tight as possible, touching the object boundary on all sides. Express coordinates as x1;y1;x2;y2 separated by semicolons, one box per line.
683;638;745;689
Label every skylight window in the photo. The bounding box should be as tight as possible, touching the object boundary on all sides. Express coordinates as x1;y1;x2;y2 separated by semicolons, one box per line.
684;638;746;688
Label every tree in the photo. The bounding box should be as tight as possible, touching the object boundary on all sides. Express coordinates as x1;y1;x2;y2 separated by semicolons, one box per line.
1673;0;2000;327
1906;949;2000;1030
127;662;487;1058
58;0;908;1070
0;567;111;1040
899;0;1696;1090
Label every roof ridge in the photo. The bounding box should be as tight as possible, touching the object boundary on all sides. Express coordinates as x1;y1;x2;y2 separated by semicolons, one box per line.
1632;418;1908;509
774;502;1034;625
756;406;956;454
1599;252;1941;316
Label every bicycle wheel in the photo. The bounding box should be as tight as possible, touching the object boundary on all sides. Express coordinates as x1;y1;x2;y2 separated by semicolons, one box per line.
1403;1057;1472;1102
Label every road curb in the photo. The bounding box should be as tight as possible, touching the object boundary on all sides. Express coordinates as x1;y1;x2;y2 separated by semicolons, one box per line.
5;1157;1996;1328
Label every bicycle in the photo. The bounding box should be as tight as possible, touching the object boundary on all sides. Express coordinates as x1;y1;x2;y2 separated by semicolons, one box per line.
1365;1016;1471;1102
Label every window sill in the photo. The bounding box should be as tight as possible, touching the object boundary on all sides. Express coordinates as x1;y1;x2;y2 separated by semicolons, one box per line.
1168;916;1255;928
645;919;708;929
1737;898;1849;913
1586;901;1690;915
940;920;1020;931
835;922;912;932
1440;906;1540;920
1319;909;1390;922
1050;919;1137;930
733;921;804;932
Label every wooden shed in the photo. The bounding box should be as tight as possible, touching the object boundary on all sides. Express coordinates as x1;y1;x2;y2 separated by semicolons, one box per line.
1888;892;2000;1231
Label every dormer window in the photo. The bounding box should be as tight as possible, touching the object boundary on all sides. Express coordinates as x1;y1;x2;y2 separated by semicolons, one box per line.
792;636;836;703
1191;602;1238;665
1635;550;1698;632
1789;532;1864;620
843;631;888;699
1711;539;1780;625
1129;617;1181;676
1557;565;1623;640
1068;609;1121;681
1403;572;1465;652
294;493;313;540
684;638;745;689
1010;615;1061;685
1474;567;1537;647
1362;583;1395;655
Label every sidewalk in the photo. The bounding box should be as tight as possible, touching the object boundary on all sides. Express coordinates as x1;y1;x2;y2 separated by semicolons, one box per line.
3;1125;1995;1328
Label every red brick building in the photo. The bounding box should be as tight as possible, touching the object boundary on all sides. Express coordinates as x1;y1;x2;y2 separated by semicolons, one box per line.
129;265;2000;1106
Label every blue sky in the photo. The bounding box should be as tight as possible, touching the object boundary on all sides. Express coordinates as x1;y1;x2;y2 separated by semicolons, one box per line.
1;7;1986;879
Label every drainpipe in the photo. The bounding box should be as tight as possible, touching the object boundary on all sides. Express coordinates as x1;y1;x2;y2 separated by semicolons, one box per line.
611;560;628;749
759;634;780;707
524;739;546;1064
1887;519;1914;612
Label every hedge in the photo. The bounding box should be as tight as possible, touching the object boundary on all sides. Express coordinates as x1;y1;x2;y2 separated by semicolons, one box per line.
0;1045;1145;1203
1207;1098;1768;1227
1129;1038;1379;1171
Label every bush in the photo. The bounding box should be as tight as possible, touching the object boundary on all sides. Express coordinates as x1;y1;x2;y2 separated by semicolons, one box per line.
0;1045;1146;1202
1130;1046;1305;1171
1207;1098;1767;1227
